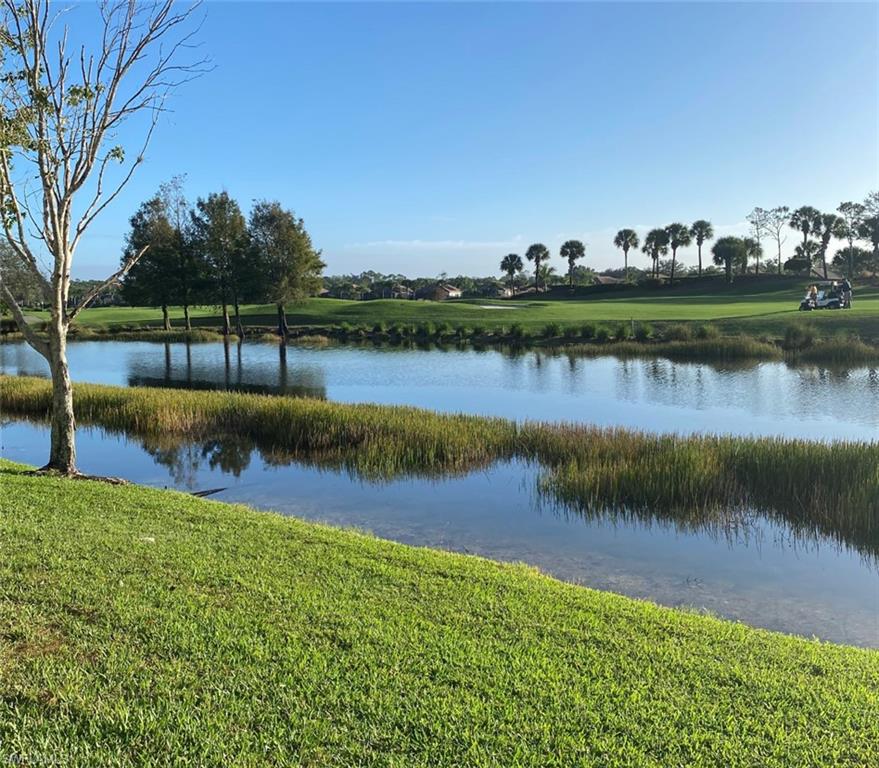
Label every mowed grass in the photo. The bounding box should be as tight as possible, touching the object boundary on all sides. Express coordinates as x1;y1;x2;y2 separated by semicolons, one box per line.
1;462;877;767
54;278;879;340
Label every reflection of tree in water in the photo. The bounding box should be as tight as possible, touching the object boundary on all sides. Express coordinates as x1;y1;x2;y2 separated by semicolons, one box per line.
141;434;255;487
127;341;328;398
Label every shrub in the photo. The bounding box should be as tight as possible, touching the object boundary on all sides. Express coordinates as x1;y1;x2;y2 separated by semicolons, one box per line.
579;323;596;340
390;322;407;337
562;326;579;340
436;321;453;338
471;325;486;337
633;322;652;342
543;322;562;339
693;323;719;340
595;327;610;343
508;323;526;340
338;322;353;336
663;324;692;341
372;321;388;335
613;324;629;342
416;322;436;338
783;324;815;352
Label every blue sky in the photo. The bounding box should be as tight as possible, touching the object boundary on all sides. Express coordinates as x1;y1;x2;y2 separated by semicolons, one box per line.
71;1;877;278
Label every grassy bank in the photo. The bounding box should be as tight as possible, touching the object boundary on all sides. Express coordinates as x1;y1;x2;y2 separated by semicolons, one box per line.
1;462;877;766
3;376;877;558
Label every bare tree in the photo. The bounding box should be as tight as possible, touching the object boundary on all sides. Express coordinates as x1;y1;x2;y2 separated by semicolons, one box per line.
745;207;771;276
761;206;789;275
0;0;205;474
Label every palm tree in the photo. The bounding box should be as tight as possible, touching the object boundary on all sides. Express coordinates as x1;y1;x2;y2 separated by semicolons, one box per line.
500;253;523;290
537;263;558;289
812;212;842;279
526;243;550;292
742;237;763;275
613;229;639;279
789;206;821;249
664;223;692;285
560;240;586;288
712;236;746;285
787;241;821;274
642;228;669;279
689;220;713;277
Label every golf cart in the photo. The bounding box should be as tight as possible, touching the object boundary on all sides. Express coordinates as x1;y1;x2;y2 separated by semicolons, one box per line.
799;281;844;311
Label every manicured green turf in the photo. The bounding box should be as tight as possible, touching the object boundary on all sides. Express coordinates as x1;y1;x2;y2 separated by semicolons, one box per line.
53;277;879;340
1;462;876;766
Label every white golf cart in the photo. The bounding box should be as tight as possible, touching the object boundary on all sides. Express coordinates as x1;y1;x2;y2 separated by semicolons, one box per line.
799;281;844;311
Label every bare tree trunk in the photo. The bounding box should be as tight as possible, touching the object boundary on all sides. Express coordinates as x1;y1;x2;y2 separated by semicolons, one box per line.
822;251;828;280
46;321;76;473
162;303;171;331
183;304;192;331
234;296;243;337
277;303;288;337
624;249;628;279
670;250;677;286
697;245;702;276
221;302;231;336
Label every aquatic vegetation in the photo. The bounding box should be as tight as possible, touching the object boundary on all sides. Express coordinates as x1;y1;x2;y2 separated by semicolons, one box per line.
3;376;876;550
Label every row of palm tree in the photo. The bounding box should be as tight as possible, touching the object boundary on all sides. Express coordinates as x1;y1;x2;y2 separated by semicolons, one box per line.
500;192;877;291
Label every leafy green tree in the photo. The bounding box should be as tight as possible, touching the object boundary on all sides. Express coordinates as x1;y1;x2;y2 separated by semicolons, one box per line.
689;220;713;276
664;223;692;284
526;243;550;292
159;176;203;332
712;236;746;284
785;241;820;275
248;201;325;336
0;242;43;309
832;246;874;278
836;202;866;278
500;253;523;289
120;196;178;330
858;215;879;261
613;229;639;279
814;213;842;279
642;229;669;279
190;192;250;335
560;240;586;287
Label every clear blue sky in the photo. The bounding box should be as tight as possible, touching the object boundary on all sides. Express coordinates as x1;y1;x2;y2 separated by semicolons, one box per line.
73;1;878;279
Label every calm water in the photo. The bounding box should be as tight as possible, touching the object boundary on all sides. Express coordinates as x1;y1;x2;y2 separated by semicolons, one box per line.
2;339;877;647
2;339;879;438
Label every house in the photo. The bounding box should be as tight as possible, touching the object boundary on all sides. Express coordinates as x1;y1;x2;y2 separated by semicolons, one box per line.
391;283;415;300
417;283;463;301
593;274;625;285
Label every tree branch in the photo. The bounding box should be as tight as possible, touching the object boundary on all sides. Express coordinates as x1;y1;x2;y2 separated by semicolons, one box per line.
0;280;50;359
67;244;148;321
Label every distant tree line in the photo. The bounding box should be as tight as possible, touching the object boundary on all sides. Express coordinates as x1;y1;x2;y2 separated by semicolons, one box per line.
498;192;878;291
120;177;324;334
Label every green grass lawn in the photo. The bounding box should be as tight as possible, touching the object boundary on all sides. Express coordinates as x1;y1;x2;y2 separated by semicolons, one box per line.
54;277;879;341
1;462;877;766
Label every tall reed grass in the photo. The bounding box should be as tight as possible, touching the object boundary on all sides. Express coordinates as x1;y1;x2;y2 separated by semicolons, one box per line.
2;375;876;553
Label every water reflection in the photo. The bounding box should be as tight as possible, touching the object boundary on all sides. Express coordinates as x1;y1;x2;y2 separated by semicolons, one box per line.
125;339;328;398
3;418;877;648
2;339;878;439
55;422;876;569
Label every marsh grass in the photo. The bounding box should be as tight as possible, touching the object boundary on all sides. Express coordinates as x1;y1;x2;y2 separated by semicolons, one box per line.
3;376;876;545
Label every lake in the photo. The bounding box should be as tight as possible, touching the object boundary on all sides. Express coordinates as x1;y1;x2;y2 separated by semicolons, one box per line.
2;339;877;647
